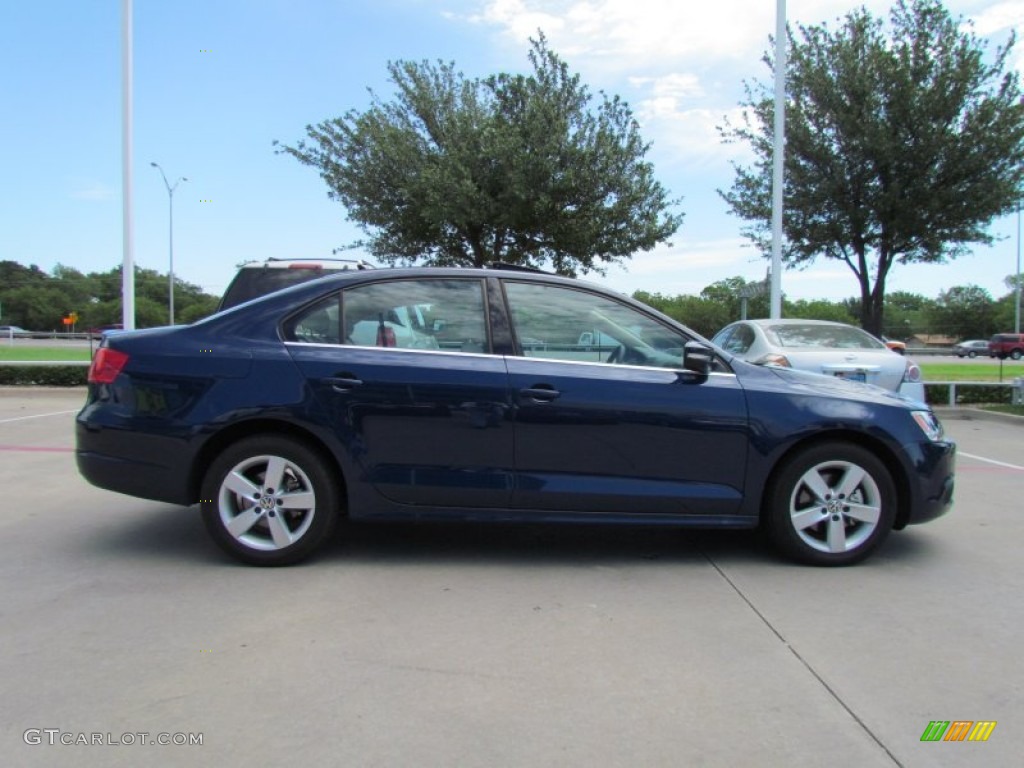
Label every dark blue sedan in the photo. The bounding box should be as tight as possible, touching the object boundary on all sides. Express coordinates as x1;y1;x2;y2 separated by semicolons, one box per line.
76;267;955;566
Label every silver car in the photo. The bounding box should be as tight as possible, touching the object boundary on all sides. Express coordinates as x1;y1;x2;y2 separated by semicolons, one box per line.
712;319;923;398
952;339;991;358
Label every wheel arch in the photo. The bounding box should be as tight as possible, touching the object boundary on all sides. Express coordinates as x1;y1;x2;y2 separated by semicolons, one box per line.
188;418;348;509
760;430;912;529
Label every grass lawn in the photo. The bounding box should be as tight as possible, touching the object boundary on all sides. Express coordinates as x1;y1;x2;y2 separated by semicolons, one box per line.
983;404;1024;417
918;361;1024;382
0;345;92;362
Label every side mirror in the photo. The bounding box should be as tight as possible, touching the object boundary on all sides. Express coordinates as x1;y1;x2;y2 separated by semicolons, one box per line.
683;341;713;376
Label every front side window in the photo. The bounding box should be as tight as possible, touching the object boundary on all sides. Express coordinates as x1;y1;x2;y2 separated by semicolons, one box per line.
503;282;689;368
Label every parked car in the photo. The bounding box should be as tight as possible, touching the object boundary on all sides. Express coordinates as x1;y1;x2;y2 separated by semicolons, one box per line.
711;319;924;401
988;333;1024;360
0;325;32;338
76;268;955;567
952;339;991;358
881;336;906;355
86;324;124;340
218;257;374;311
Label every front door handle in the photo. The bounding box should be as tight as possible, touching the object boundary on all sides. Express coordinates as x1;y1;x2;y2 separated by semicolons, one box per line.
520;385;560;402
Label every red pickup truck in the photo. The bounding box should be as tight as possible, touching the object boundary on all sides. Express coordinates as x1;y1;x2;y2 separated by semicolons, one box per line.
988;333;1024;360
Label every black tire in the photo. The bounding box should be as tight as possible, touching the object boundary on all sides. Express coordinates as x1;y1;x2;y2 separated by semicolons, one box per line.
1012;349;1022;361
968;351;976;358
765;442;896;566
200;435;340;566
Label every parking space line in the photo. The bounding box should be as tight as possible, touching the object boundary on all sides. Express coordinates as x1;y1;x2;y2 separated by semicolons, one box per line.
0;445;73;452
959;451;1024;472
0;409;78;424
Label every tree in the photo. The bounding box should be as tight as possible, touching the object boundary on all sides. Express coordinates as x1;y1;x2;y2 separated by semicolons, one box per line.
635;290;733;339
785;299;857;324
0;260;220;331
879;290;933;339
279;34;682;276
720;0;1024;336
926;284;996;339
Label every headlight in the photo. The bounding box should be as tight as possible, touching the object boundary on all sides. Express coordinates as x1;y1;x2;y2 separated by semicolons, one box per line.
911;410;944;441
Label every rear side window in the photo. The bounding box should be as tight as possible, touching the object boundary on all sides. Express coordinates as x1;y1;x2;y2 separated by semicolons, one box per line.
342;279;487;352
219;266;331;311
284;279;489;354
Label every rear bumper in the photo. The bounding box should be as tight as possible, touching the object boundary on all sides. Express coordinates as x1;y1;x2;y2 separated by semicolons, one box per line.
76;448;193;506
76;415;194;506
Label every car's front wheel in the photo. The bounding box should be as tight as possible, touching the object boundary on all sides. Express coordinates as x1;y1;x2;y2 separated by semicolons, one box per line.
200;436;339;565
765;442;896;566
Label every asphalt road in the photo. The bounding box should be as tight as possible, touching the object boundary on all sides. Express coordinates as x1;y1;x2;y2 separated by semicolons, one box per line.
0;389;1021;768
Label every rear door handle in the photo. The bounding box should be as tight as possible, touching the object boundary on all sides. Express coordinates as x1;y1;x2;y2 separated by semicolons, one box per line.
520;385;560;402
327;374;363;393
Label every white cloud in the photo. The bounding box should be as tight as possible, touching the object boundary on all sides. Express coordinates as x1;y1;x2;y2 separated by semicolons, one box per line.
464;0;776;67
449;0;1024;302
629;73;703;102
970;0;1024;35
462;0;567;40
70;181;116;202
595;235;760;295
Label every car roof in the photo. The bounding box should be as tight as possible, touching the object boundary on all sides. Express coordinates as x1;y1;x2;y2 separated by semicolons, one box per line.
235;257;375;270
207;266;624;319
743;319;856;327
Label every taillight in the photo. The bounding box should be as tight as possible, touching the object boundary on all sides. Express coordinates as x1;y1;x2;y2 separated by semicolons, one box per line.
89;348;129;384
903;360;921;383
754;353;792;367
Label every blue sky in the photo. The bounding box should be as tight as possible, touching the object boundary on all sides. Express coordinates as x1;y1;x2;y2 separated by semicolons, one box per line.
3;0;1023;310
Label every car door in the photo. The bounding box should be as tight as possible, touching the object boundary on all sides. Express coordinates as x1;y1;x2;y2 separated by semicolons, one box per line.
284;277;513;509
501;280;750;518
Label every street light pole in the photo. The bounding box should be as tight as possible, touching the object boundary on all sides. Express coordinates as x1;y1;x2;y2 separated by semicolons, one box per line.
150;162;187;325
769;0;786;319
1016;204;1021;334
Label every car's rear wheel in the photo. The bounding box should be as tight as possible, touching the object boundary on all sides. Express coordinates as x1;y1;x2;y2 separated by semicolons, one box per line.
200;436;339;566
1012;349;1022;360
765;442;896;566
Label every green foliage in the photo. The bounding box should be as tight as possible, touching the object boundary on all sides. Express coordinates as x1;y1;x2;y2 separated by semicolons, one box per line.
635;291;733;339
279;34;683;276
720;0;1024;336
879;291;935;339
0;260;219;330
926;284;996;338
784;299;857;324
924;383;1013;405
0;365;88;387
